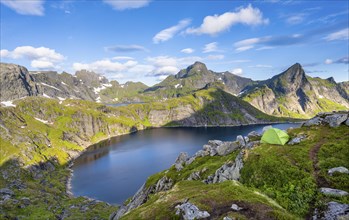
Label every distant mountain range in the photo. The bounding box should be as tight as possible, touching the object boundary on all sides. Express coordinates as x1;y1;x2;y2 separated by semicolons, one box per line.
1;62;348;118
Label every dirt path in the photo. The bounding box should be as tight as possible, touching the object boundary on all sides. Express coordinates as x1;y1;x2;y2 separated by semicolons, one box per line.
309;138;328;187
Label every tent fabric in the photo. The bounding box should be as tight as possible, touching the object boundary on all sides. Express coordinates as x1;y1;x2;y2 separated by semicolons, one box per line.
261;128;290;145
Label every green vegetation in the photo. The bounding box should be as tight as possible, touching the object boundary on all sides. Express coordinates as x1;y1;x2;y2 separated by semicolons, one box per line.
316;98;348;112
306;76;336;88
242;85;272;103
0;160;116;219
241;125;349;216
122;180;297;220
123;124;348;219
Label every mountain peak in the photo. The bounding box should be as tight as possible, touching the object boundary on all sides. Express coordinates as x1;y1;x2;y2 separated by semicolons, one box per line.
175;61;210;78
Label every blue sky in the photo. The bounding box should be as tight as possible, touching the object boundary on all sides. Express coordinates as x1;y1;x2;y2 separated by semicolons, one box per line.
1;0;348;85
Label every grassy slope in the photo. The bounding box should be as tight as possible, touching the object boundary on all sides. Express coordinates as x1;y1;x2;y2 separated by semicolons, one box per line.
123;124;349;219
0;88;294;219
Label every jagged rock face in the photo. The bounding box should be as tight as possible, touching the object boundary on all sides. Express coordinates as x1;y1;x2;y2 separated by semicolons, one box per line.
218;71;254;95
31;71;97;101
110;177;174;220
205;151;244;183
0;63;39;101
75;70;108;88
0;63;148;103
242;63;349;118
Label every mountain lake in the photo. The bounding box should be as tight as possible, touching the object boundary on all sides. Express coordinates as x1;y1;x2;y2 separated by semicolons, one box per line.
71;123;300;204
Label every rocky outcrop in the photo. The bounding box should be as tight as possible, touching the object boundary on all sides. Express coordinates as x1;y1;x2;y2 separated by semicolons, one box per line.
302;112;349;127
110;176;173;220
323;201;349;220
175;201;210;220
328;167;349;176
205;151;244;183
174;152;189;171
0;63;39;102
323;113;348;127
288;134;306;145
320;187;349;197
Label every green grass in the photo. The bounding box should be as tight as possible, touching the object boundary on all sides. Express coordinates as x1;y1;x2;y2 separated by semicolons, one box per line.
241;125;349;217
122;181;298;220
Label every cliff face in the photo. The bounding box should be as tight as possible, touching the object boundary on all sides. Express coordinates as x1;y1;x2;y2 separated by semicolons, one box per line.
0;63;39;101
242;63;349;118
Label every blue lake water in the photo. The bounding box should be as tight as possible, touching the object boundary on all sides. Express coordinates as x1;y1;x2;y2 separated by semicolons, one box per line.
71;123;300;204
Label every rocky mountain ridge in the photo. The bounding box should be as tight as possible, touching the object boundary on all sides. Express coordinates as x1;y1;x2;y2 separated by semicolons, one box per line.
0;63;148;104
241;63;349;118
1;62;348;118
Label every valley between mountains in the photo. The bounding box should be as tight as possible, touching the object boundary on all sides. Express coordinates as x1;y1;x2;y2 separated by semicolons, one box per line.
0;61;348;219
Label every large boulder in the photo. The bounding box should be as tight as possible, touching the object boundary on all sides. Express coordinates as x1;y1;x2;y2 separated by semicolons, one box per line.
205;151;244;183
324;114;348;127
288;134;306;145
175;202;210;220
320;188;349;197
216;141;239;156
328;167;349;176
236;135;245;147
323;201;349;220
303;116;323;127
247;131;261;139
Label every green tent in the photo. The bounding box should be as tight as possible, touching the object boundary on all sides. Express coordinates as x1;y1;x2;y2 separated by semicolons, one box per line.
261;128;290;145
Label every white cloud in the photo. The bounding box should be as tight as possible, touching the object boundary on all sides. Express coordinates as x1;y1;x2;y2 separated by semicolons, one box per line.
1;0;44;16
324;28;349;41
103;0;150;10
1;46;65;69
325;59;333;64
286;14;304;25
231;68;243;75
146;55;203;76
110;74;124;79
153;19;191;43
157;75;168;81
127;64;154;74
181;48;194;54
186;4;269;35
73;59;137;73
249;64;272;68
112;56;134;60
256;46;275;50
234;36;270;52
206;54;224;60
31;60;55;69
235;45;254;52
203;42;220;53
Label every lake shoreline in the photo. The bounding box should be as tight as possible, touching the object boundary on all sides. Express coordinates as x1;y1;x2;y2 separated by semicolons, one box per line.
66;121;303;204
